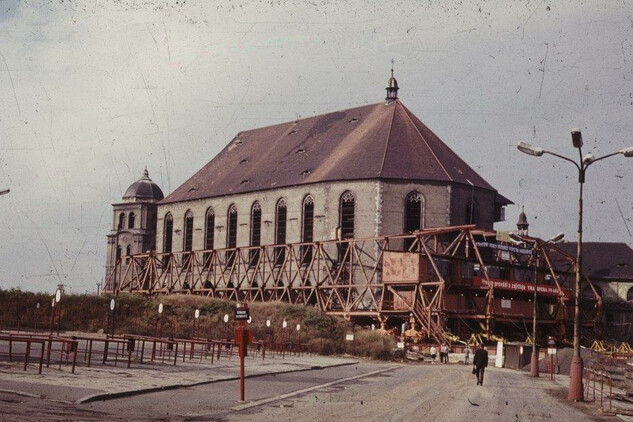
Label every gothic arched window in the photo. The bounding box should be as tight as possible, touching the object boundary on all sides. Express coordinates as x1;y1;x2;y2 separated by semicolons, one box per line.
118;212;126;230
250;202;262;267
301;195;314;265
274;199;287;266
183;210;194;265
339;191;355;261
404;191;423;251
163;213;173;253
226;204;238;267
204;207;215;268
128;212;135;229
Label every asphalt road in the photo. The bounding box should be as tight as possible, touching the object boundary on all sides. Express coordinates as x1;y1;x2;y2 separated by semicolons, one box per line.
0;362;608;421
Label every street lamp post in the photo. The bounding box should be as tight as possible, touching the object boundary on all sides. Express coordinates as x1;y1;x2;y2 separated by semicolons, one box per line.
282;319;288;358
107;299;114;338
49;297;56;336
193;309;200;339
517;131;633;401
157;302;164;338
511;232;564;378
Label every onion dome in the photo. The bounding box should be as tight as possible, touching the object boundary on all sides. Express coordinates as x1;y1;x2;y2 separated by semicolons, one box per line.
123;168;164;202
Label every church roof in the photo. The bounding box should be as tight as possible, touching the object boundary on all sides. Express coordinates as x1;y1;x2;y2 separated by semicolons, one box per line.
161;100;500;204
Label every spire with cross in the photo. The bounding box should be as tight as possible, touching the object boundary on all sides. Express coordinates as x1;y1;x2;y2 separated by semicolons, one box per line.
386;59;399;101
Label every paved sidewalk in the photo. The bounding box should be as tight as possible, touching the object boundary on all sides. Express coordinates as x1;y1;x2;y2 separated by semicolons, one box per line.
0;353;357;404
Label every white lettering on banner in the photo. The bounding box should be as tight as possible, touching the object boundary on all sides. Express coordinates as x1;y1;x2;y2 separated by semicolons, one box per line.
473;276;568;297
475;241;533;255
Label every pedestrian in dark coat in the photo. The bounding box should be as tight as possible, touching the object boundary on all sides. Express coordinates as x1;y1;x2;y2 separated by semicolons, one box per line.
473;345;488;385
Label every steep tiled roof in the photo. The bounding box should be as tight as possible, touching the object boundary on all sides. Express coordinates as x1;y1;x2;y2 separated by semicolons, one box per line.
557;242;633;280
161;100;499;204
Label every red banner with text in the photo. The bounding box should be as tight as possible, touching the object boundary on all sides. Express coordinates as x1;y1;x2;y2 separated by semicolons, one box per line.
473;276;568;298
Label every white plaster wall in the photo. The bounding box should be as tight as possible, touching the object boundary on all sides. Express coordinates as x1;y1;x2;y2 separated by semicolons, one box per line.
380;181;453;236
156;180;379;253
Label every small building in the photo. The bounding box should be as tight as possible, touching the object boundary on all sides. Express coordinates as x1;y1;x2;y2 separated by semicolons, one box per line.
558;242;633;341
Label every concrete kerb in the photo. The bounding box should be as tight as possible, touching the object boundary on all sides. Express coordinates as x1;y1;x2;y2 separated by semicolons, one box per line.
75;360;359;404
231;365;398;412
0;388;44;400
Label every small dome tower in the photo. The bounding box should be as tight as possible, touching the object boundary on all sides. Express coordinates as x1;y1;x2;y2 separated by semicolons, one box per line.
105;167;163;291
516;206;529;236
385;60;399;102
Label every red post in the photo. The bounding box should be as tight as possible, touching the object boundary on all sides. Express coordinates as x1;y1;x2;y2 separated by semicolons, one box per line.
238;321;247;401
103;340;109;364
71;342;78;373
24;340;31;371
87;339;93;367
46;338;52;367
38;342;44;374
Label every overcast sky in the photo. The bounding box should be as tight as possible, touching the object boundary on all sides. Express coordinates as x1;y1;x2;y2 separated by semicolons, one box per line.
1;0;632;294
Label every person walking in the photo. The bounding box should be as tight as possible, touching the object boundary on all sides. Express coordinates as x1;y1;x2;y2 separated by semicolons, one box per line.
430;345;437;364
473;344;488;385
464;347;470;365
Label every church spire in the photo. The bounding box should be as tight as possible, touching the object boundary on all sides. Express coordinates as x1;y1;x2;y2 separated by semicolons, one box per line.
516;205;529;235
385;59;399;102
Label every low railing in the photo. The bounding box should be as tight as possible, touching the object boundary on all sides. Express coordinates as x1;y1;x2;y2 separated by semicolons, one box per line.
584;368;613;412
0;334;79;374
0;331;311;378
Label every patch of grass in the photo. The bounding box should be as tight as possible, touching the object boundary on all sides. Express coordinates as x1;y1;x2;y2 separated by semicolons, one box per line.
0;289;396;360
345;330;396;361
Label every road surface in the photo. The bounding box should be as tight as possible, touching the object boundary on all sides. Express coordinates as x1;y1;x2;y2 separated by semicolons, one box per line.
0;362;608;421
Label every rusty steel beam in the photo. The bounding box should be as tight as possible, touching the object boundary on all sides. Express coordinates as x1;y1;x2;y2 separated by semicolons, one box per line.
103;225;600;344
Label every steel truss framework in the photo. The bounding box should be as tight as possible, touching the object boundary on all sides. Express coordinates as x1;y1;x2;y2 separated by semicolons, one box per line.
104;225;602;344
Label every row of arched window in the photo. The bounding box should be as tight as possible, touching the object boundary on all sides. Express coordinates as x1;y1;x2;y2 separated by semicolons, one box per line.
161;190;425;262
118;212;136;230
116;210;157;232
116;244;131;263
162;195;318;261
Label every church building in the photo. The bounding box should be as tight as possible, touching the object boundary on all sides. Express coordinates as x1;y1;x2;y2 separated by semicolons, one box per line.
106;73;511;277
